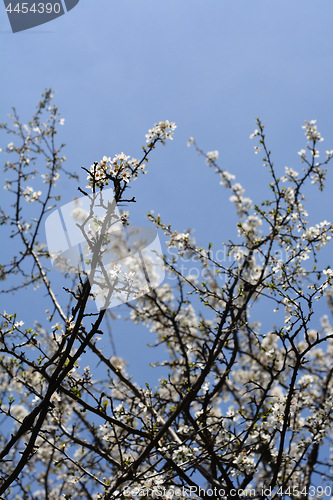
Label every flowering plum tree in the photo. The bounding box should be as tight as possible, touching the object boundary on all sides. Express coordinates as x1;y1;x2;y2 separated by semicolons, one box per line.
0;90;333;500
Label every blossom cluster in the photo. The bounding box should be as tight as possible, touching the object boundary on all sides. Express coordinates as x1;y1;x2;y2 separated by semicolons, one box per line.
86;153;146;189
145;120;177;146
22;185;42;203
205;150;219;164
166;231;190;250
86;121;176;190
302;119;324;143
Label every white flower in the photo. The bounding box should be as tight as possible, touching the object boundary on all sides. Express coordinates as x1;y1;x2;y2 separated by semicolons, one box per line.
222;170;235;181
167;232;190;249
227;406;235;418
283;166;299;179
145;120;177;145
302;120;324;142
249;129;259;139
121;171;131;183
124;271;135;281
138;402;147;412
110;356;127;371
187;136;194;147
22;186;42;203
10;404;28;420
298;374;314;387
71;198;89;223
202;382;210;393
110;264;121;278
113;152;130;162
233;453;255;475
194;408;204;419
206;150;219;164
59;118;65;125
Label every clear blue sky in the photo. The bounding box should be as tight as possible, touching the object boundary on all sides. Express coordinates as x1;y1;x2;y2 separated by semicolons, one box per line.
1;1;333;382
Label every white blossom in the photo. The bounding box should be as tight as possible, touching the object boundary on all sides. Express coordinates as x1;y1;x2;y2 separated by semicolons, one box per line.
206;150;219;164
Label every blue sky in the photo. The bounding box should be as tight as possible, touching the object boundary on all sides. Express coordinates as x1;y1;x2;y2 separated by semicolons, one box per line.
1;1;333;382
